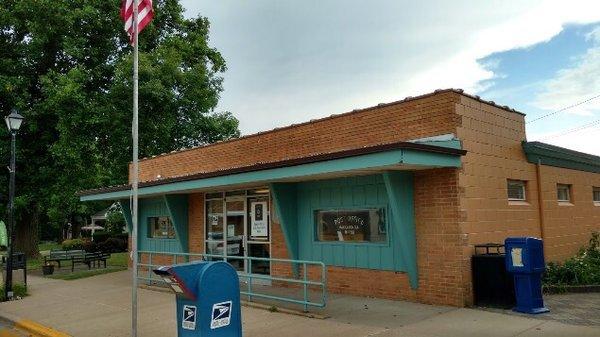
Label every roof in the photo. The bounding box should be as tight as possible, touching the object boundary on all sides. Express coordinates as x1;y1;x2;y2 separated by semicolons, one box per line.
79;139;466;197
522;141;600;174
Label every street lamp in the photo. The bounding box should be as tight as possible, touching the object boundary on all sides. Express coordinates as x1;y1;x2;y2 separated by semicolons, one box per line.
4;109;23;301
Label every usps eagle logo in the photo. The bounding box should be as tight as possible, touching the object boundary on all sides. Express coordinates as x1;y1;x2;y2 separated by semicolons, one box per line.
210;301;232;329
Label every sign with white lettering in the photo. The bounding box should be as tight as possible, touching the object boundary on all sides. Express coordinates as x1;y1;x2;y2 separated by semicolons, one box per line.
211;301;232;329
182;305;197;330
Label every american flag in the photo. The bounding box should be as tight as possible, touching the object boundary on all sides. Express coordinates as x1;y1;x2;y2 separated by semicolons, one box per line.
120;0;154;44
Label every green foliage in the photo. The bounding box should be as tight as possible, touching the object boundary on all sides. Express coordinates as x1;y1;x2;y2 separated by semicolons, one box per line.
0;0;240;253
38;241;62;252
92;231;128;244
0;283;28;300
105;205;126;234
61;238;85;251
544;232;600;286
98;237;127;253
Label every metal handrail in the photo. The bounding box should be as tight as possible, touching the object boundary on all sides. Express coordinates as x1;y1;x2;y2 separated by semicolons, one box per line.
137;251;327;311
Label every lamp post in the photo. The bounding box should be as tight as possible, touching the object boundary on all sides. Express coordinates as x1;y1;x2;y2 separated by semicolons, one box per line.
4;109;23;301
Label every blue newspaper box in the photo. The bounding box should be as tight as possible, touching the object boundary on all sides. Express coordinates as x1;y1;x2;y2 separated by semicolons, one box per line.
504;237;549;314
154;261;242;337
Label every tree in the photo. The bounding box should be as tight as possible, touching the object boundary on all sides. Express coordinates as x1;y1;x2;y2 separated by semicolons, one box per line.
0;0;240;256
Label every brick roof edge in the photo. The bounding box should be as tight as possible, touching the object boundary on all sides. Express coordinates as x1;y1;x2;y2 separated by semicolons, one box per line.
137;88;524;163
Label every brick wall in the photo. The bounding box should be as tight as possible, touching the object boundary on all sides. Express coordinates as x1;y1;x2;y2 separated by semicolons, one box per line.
455;94;600;264
537;166;600;261
188;193;205;254
270;168;466;307
132;91;461;183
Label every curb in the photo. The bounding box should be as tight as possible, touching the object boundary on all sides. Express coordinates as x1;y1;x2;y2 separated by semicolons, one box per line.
13;320;71;337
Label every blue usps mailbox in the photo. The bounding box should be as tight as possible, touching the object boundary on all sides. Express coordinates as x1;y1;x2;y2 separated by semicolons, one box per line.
154;261;242;337
504;237;549;314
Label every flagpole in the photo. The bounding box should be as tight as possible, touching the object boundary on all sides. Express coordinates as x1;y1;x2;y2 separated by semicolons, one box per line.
131;0;140;336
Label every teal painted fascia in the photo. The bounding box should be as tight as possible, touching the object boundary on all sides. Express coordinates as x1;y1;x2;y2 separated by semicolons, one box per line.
119;199;133;233
270;182;299;262
523;141;600;174
402;149;461;167
382;171;418;289
81;148;462;202
163;194;189;253
414;139;462;150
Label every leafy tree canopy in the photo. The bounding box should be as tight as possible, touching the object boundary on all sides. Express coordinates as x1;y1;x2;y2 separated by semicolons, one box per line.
0;0;240;255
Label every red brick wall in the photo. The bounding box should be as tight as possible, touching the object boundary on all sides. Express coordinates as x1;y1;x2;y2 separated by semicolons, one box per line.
132;92;461;182
188;193;205;254
270;168;466;307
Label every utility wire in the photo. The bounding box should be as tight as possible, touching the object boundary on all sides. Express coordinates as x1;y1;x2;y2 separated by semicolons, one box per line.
527;93;600;124
537;118;600;141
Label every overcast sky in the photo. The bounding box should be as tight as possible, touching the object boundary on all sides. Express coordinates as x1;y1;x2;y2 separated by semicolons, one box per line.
180;0;600;155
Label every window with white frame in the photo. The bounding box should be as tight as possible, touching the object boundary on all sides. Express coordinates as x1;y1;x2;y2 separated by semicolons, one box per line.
557;184;571;202
593;187;600;203
507;180;526;201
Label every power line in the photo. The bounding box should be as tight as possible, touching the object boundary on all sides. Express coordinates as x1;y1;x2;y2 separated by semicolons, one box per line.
537;118;600;141
526;93;600;124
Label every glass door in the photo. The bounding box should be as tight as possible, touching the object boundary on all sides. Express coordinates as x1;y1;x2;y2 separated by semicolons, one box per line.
247;196;270;275
205;197;224;259
205;189;271;276
225;198;246;272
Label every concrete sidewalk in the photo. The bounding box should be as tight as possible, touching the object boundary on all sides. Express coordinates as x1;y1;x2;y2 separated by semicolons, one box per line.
0;271;598;337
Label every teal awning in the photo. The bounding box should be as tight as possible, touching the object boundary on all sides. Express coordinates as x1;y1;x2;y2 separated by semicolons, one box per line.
80;141;465;201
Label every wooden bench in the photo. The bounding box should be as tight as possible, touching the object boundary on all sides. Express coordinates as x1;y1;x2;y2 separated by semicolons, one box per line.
71;252;111;272
44;249;85;269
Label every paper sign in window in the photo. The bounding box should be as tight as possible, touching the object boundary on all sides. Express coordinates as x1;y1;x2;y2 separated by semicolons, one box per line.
511;247;524;267
250;202;268;237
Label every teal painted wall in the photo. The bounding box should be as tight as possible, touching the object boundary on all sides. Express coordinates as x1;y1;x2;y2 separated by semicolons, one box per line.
138;197;187;253
296;175;411;272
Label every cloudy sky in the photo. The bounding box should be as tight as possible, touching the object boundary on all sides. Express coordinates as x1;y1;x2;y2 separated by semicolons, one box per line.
180;0;600;155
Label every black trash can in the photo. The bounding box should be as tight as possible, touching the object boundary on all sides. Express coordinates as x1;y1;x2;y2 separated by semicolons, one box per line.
472;243;515;308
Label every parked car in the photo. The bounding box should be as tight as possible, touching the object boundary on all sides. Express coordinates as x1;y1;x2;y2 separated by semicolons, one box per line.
206;232;243;256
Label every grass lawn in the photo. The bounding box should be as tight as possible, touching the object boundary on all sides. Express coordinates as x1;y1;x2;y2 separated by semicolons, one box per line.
48;266;127;280
46;252;129;281
108;252;128;267
38;241;62;252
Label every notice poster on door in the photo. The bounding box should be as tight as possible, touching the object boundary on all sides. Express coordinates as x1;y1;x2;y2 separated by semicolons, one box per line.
251;201;268;237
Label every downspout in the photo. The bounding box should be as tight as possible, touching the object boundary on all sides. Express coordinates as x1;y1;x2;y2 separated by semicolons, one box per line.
536;159;547;250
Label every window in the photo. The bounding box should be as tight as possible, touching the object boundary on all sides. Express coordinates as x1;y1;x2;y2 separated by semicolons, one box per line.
557;184;571;202
507;180;526;201
594;187;600;203
315;208;386;243
148;216;175;239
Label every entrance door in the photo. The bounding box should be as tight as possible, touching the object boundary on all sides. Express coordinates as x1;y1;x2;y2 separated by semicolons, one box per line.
246;196;270;275
224;198;246;272
205;190;271;276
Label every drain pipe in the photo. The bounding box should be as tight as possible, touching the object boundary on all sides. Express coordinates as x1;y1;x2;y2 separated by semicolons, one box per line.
536;159;547;250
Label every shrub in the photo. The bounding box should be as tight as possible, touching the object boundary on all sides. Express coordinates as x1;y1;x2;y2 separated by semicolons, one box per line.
543;232;600;286
92;231;110;243
62;238;86;251
82;240;98;253
98;238;127;253
0;283;27;301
